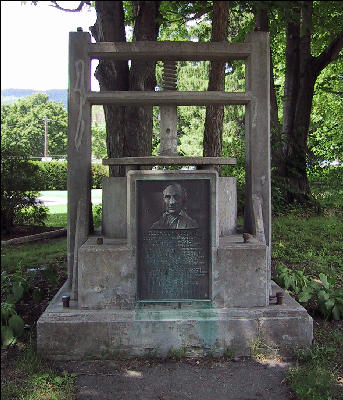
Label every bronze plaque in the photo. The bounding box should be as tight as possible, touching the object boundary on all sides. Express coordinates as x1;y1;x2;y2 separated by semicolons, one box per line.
137;178;210;300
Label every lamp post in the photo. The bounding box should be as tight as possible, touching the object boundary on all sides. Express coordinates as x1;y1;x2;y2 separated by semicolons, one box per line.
43;116;49;158
41;116;51;161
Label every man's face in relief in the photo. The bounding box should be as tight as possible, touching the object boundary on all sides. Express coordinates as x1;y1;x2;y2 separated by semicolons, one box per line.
163;184;183;215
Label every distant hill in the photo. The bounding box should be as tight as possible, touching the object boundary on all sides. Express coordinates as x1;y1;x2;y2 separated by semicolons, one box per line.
1;89;105;123
1;89;68;108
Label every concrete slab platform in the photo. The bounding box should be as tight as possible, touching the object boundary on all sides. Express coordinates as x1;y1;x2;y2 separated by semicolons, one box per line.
37;282;313;360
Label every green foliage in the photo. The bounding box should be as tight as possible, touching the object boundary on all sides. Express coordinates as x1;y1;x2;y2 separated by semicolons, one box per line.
1;267;27;347
1;93;67;158
92;164;109;189
44;213;68;227
288;324;343;400
287;364;337;400
92;122;107;160
14;205;48;226
274;264;343;320
167;346;187;360
1;239;67;272
159;2;212;41
310;62;343;164
93;204;102;228
273;215;343;320
1;342;76;400
1;145;47;233
27;161;108;190
308;165;343;215
31;160;68;190
298;274;343;321
272;216;343;285
274;264;311;295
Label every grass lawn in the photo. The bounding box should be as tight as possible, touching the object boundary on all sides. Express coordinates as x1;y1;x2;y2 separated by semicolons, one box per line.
272;215;343;399
38;189;102;203
272;215;343;285
1;238;67;272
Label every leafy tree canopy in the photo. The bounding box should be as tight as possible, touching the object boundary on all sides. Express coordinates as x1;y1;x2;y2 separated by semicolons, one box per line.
1;94;68;158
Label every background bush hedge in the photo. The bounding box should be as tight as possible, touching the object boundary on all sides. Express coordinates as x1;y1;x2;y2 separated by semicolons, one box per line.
31;161;108;190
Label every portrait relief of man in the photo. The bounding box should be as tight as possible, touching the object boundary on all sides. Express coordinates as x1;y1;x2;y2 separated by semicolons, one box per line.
150;183;199;229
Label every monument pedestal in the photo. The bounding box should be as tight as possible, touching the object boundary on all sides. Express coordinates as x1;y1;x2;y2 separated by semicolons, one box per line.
37;171;313;359
37;171;312;359
37;279;312;360
37;235;313;360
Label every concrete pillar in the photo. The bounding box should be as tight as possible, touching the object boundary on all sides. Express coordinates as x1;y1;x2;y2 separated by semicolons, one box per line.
244;32;271;250
67;31;92;290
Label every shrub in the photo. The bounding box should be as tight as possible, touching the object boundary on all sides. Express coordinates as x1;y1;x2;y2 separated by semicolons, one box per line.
1;146;46;233
14;205;48;226
298;274;343;320
274;264;311;295
274;265;343;320
92;164;109;189
31;160;67;190
30;161;108;190
1;268;27;348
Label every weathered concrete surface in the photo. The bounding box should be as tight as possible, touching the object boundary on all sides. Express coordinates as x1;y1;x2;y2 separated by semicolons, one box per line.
102;174;237;241
77;234;266;310
78;238;135;309
159;106;178;156
244;32;271;250
213;236;268;308
67;32;92;291
37;282;312;360
101;177;127;239
218;177;237;236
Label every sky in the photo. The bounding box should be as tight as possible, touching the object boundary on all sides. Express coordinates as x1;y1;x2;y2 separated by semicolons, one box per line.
1;1;98;91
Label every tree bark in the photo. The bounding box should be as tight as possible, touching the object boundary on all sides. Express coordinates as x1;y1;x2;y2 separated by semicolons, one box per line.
124;1;161;158
91;1;161;176
283;2;312;202
203;1;229;175
90;1;129;177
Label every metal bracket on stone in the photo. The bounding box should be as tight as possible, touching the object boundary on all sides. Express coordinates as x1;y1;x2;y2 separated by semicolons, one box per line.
159;61;178;157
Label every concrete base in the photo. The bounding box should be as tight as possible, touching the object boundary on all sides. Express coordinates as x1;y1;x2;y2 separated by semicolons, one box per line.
37;282;313;360
77;235;269;310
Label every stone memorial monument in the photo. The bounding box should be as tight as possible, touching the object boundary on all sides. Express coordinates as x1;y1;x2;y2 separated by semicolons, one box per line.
37;30;313;359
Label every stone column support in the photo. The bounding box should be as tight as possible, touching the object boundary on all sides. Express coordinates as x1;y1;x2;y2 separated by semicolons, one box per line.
244;31;271;253
67;32;92;291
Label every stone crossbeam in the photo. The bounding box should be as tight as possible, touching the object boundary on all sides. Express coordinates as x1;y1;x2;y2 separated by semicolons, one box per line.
88;41;252;61
102;156;236;166
87;91;251;106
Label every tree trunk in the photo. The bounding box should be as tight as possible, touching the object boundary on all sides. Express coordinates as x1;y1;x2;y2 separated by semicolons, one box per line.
91;1;161;176
203;1;229;175
280;1;343;203
124;1;161;158
283;2;312;202
90;1;129;177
